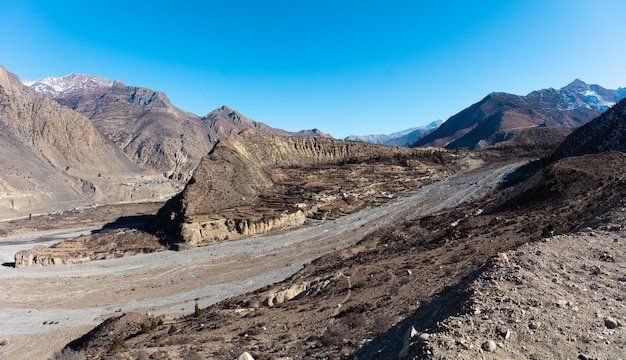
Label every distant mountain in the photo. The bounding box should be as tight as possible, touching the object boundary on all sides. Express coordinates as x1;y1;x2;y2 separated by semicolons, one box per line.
383;120;443;147
411;80;626;150
25;74;329;181
345;120;442;147
0;66;168;220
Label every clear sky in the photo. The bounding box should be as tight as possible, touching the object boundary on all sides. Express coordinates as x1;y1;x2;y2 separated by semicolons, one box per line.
1;1;625;138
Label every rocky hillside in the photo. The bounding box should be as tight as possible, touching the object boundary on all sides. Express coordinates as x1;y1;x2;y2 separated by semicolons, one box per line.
0;66;171;220
25;75;330;181
550;98;626;160
57;148;626;359
412;80;625;150
153;129;453;249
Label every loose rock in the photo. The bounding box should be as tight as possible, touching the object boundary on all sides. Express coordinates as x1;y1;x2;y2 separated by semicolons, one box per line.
604;317;619;329
482;340;497;352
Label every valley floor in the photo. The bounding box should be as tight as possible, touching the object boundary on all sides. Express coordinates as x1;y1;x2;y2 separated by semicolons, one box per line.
0;163;521;360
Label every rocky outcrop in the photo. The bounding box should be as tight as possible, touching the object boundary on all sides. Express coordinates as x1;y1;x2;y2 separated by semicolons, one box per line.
14;248;92;267
178;210;306;249
240;274;343;308
154;129;439;249
14;228;164;268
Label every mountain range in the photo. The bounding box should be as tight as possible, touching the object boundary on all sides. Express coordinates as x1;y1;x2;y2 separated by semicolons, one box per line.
412;79;626;150
345;120;442;146
8;67;626;222
0;65;175;219
0;67;328;220
23;74;329;181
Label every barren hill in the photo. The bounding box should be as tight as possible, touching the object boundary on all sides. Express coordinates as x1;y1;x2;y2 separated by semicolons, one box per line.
412;80;625;150
0;66;171;220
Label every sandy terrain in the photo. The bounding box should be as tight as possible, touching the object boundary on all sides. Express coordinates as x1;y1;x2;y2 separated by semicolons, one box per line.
0;163;520;360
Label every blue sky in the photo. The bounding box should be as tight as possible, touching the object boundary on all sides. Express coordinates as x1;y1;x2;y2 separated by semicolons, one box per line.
1;1;625;138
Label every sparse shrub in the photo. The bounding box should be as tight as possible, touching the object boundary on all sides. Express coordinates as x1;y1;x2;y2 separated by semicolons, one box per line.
194;301;204;317
168;324;178;334
111;335;128;351
150;319;159;330
140;322;150;334
320;323;350;346
157;318;164;326
541;223;555;237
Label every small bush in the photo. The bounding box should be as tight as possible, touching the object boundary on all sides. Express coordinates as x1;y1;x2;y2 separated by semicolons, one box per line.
141;323;151;334
168;324;178;334
151;319;159;330
111;335;128;351
157;318;164;326
194;302;204;317
541;223;555;237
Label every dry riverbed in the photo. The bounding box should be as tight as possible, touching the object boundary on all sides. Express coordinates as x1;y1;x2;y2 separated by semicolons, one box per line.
0;163;520;360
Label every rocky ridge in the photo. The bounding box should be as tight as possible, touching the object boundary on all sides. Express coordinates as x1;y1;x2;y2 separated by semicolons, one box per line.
155;129;453;249
25;74;331;181
551;98;626;160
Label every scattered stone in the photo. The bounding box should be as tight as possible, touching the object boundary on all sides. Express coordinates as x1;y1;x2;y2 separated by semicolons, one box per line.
417;333;430;343
528;322;540;330
497;253;509;262
482;340;496;352
592;265;604;275
578;354;594;360
238;352;255;360
604;317;619;329
403;326;418;346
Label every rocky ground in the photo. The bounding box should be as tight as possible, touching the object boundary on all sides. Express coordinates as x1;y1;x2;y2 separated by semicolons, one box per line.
47;152;626;360
0;160;516;360
410;223;626;360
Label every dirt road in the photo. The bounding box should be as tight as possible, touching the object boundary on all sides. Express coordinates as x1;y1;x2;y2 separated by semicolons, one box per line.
0;162;522;360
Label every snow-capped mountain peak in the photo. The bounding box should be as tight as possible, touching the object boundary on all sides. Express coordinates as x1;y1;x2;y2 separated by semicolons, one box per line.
23;73;113;98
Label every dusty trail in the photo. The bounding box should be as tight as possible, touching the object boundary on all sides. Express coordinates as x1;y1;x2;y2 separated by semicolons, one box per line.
0;162;521;360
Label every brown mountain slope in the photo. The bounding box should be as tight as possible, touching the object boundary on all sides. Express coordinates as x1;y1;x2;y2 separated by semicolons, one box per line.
412;80;625;150
0;66;168;220
35;75;330;181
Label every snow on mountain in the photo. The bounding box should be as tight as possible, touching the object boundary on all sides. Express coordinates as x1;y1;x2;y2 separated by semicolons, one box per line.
23;73;113;98
529;79;625;112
